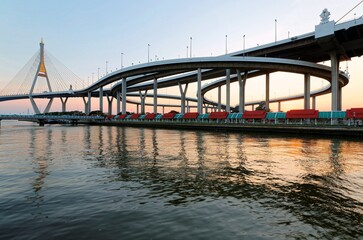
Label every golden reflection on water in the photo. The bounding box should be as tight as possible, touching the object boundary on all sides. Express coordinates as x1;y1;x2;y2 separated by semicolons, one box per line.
23;125;363;204
2;123;360;239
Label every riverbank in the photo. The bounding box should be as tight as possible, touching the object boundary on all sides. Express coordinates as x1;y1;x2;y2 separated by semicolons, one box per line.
88;120;363;138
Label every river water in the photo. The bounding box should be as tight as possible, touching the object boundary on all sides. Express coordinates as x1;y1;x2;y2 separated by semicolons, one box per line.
0;121;362;239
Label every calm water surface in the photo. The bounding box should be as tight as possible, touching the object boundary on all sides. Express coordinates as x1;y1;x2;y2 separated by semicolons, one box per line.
0;121;362;239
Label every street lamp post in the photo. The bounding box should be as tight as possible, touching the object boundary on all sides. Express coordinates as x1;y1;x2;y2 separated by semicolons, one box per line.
225;35;228;54
148;44;150;63
97;67;100;79
275;19;277;42
190;37;192;58
186;46;189;58
106;61;108;75
243;35;245;56
121;52;124;69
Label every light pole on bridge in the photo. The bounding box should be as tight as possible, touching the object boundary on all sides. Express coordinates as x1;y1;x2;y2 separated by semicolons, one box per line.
121;52;124;69
225;35;228;54
275;19;277;42
106;61;108;75
243;34;245;56
148;44;150;63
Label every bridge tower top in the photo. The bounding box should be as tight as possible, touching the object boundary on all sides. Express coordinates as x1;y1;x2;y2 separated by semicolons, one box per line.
29;39;53;114
38;38;47;77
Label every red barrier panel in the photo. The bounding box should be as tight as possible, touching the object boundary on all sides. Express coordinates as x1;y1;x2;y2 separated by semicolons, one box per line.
209;111;229;119
162;112;176;119
145;113;157;120
106;115;115;119
182;112;199;119
242;110;267;119
286;109;319;119
117;114;127;119
130;114;141;119
346;108;363;118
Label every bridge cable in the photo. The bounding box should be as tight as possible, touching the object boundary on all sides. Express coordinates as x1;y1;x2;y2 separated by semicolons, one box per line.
336;0;363;23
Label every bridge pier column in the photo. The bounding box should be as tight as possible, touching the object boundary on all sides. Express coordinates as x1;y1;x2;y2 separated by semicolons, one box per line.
153;77;158;114
312;96;316;110
187;100;190;113
226;69;230;112
338;86;342;111
82;97;87;114
197;68;202;114
330;51;339;112
218;86;221;111
60;97;68;112
139;90;148;114
107;94;113;115
99;87;103;113
304;73;311;109
87;92;91;114
265;73;270;111
237;70;247;113
122;77;127;114
252;104;255;111
116;90;121;114
278;101;281;112
179;82;189;114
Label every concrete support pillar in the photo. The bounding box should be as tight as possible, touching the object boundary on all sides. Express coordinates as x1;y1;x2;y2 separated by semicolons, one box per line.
226;69;231;112
252;105;255;111
179;82;189;114
197;68;202;114
60;97;68;112
87;91;91;114
312;96;316;110
304;73;311;109
122;77;127;114
237;70;247;113
338;87;342;111
278;101;281;112
218;86;221;111
116;90;121;114
330;52;339;111
139;90;148;114
82;97;88;114
162;106;165;114
187;100;190;113
107;95;113;115
99;87;103;112
136;104;139;114
265;73;270;111
153;77;158;114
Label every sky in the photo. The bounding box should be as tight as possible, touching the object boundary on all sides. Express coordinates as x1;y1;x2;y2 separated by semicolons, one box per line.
1;0;363;114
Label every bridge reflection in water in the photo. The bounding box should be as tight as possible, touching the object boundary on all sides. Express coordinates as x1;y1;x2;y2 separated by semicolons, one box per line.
1;124;362;239
78;126;362;236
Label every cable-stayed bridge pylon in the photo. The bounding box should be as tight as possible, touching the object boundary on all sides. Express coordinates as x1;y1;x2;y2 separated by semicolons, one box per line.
0;39;85;114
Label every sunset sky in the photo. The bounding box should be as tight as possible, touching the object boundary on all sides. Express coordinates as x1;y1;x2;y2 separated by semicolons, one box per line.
1;0;363;114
